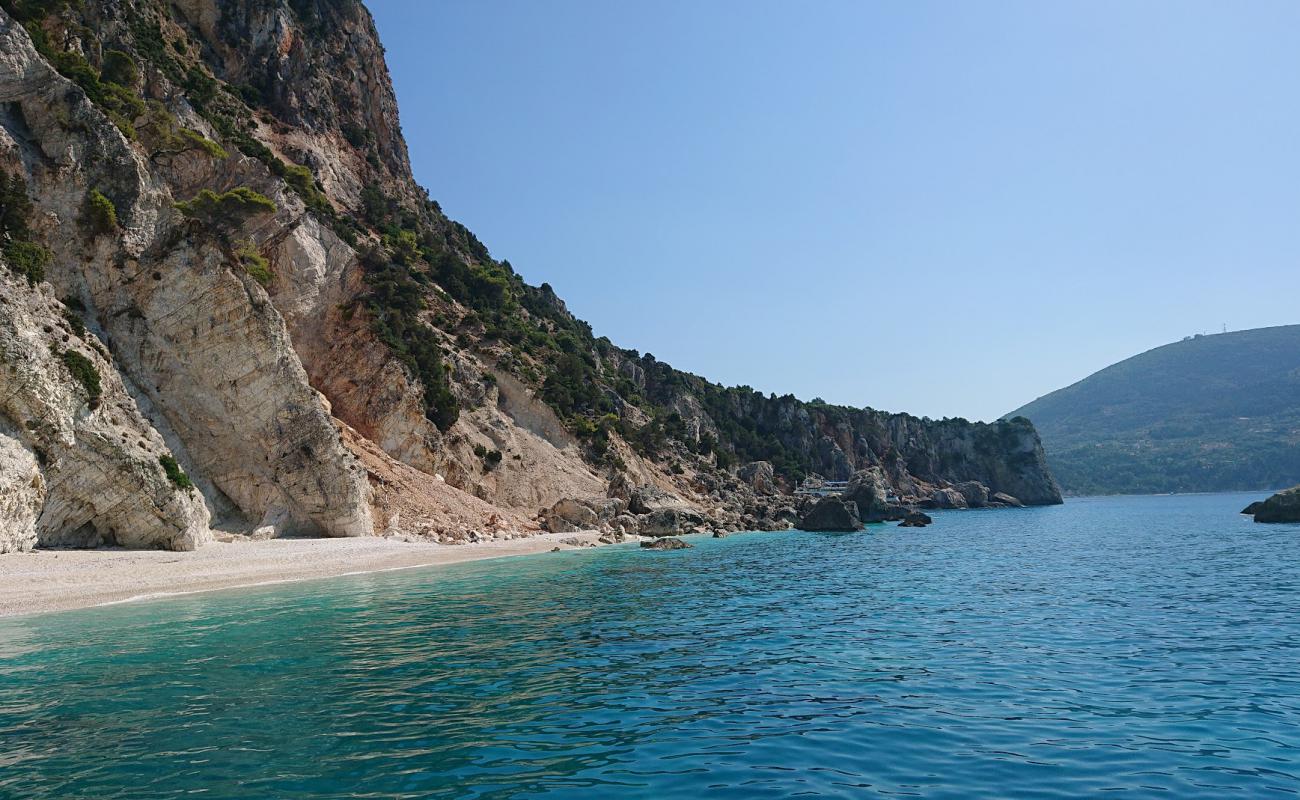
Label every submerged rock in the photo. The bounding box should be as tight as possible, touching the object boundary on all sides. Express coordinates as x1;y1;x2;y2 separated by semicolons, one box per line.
641;537;692;550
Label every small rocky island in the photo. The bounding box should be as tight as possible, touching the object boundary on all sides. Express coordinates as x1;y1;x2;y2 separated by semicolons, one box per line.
1244;486;1300;523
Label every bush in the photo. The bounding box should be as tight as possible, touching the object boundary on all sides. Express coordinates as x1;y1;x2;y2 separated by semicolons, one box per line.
158;454;193;490
100;50;139;88
235;242;272;286
3;240;50;285
85;189;119;234
141;102;228;159
60;350;101;408
174;188;276;232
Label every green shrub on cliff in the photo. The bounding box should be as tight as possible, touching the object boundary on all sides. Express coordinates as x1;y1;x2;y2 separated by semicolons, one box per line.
100;50;139;88
158;454;193;490
85;189;119;234
235;242;272;286
4;241;50;285
174;188;276;232
61;350;102;409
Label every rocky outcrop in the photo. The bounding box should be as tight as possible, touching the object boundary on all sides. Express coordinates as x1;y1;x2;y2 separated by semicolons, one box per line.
1252;487;1300;523
798;497;863;532
843;467;892;521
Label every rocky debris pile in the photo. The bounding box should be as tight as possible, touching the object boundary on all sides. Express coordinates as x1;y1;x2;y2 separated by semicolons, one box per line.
1248;486;1300;523
542;483;711;539
641;537;692;551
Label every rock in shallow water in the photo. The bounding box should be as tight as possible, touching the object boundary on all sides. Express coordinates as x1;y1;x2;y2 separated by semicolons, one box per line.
798;497;863;532
641;537;692;550
899;510;933;528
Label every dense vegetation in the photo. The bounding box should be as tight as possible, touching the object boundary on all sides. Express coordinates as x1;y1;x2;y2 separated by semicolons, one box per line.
1009;327;1300;494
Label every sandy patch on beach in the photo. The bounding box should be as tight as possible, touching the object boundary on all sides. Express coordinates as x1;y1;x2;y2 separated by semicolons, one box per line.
0;532;610;618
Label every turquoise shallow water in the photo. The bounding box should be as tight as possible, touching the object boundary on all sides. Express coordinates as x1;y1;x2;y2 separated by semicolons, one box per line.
2;493;1300;798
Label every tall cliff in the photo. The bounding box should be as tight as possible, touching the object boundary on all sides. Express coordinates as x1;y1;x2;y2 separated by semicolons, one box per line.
0;0;1059;551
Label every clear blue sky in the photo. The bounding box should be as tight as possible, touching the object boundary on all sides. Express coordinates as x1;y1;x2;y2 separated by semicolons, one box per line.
367;0;1300;422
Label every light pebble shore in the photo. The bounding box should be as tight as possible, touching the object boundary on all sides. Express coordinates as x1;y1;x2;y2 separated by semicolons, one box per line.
0;531;611;618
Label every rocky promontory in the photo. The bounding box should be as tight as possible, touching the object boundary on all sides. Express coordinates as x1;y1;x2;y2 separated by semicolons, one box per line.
1248;487;1300;524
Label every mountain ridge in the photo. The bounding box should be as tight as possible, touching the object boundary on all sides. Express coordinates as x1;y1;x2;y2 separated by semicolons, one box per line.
1009;325;1300;495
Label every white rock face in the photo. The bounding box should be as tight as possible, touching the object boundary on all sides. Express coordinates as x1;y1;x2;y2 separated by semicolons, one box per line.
0;273;211;550
0;12;374;543
0;424;42;553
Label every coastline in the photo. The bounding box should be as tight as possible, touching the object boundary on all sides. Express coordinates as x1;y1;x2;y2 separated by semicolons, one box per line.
0;532;612;619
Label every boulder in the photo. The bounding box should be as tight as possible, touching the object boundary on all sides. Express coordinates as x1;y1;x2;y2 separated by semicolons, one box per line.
774;506;801;527
954;481;990;508
844;467;893;521
737;461;777;494
628;484;689;514
1241;501;1265;515
607;472;633;502
541;496;628;533
899;510;932;528
541;499;598;533
930;488;968;509
798;497;863;531
1253;486;1300;523
641;537;692;550
613;513;640;535
990;492;1024;508
638;508;704;537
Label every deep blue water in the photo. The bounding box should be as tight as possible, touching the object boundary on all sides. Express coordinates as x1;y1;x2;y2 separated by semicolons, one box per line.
2;493;1299;798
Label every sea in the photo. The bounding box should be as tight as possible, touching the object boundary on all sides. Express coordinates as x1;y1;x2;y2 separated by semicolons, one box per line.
2;492;1298;799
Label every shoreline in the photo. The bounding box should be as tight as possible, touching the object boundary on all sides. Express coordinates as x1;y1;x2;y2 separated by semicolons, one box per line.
0;531;613;619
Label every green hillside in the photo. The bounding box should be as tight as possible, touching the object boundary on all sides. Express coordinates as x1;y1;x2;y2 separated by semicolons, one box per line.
1008;325;1300;495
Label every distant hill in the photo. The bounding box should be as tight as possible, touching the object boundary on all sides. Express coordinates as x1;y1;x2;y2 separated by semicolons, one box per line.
1008;325;1300;495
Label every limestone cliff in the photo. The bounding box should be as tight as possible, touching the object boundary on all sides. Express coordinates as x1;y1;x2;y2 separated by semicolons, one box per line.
0;0;1058;550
